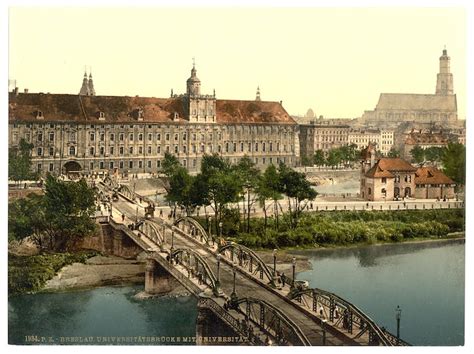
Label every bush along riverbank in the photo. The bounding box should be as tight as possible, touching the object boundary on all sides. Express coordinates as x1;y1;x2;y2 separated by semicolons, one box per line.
212;209;465;249
8;250;100;296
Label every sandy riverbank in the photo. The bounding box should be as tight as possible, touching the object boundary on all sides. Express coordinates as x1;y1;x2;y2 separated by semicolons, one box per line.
43;255;146;292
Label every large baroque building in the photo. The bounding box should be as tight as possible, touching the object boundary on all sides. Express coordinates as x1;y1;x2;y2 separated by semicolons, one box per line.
360;49;458;127
9;65;299;176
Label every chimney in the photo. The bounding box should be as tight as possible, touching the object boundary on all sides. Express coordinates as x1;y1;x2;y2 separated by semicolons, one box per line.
14;87;19;95
24;88;29;94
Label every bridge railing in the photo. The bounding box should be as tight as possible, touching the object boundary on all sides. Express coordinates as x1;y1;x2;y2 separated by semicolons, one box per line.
235;297;311;346
198;297;265;345
282;280;407;346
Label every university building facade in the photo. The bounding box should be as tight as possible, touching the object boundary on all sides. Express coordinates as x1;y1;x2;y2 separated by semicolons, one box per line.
9;65;299;176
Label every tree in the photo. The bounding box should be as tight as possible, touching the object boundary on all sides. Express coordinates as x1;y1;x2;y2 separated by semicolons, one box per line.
387;148;400;158
234;156;260;233
424;146;444;164
442;143;465;185
257;164;283;230
326;148;342;169
165;166;196;215
8;175;97;252
199;154;243;235
410;145;425;164
9;138;36;186
160;152;181;178
300;154;313;167
278;163;317;229
313;150;326;168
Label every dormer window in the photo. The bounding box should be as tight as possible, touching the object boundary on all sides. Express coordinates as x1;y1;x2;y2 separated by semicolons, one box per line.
35;110;44;119
97;111;105;120
133;108;144;121
173;112;179;121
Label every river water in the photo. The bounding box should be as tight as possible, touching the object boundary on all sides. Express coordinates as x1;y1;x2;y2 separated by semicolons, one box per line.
294;239;465;346
8;240;464;346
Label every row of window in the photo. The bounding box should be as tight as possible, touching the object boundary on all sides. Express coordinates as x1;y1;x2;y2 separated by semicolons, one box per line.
37;156;292;173
13;123;293;135
35;141;292;157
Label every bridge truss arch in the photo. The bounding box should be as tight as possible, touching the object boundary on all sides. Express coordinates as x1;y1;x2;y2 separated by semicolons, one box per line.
119;185;135;200
234;297;311;346
103;175;119;190
170;248;219;295
218;243;275;286
288;287;399;346
135;219;165;250
174;217;212;245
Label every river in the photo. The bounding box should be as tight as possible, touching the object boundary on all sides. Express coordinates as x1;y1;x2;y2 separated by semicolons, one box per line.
8;240;464;346
294;239;465;346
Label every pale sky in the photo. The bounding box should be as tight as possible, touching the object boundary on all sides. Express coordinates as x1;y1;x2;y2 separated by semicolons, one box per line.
8;7;466;118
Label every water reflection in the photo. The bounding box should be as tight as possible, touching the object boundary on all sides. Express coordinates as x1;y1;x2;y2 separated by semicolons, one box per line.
295;239;465;345
9;285;198;345
294;239;465;268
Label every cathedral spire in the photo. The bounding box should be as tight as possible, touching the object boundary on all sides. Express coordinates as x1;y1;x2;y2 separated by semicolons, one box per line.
255;86;261;101
79;68;91;95
88;68;96;96
436;47;453;95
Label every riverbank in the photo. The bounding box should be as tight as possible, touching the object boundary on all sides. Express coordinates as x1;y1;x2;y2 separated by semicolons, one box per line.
43;255;146;293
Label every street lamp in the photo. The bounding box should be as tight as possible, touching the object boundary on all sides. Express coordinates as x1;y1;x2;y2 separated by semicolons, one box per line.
171;230;175;252
135;205;139;223
396;305;402;344
232;262;237;295
321;319;327;346
230;262;238;308
216;254;221;285
291;257;297;289
272;249;277;276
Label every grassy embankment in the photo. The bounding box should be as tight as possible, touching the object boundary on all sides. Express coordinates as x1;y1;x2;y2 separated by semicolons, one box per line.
201;209;465;250
8;251;100;296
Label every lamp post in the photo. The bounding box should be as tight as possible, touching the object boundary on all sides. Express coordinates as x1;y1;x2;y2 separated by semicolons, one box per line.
230;262;238;308
321;319;327;346
272;249;277;276
396;305;402;344
135;205;138;223
291;257;296;289
216;254;221;285
232;262;237;295
171;230;175;251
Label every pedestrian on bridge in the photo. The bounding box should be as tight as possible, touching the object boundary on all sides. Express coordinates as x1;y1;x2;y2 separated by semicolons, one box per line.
281;273;286;287
122;214;125;222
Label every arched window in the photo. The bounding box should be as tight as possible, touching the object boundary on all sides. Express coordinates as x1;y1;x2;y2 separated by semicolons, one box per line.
69;146;76;156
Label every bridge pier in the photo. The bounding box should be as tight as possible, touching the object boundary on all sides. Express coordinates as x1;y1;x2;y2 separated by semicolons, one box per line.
113;233;123;256
145;258;180;295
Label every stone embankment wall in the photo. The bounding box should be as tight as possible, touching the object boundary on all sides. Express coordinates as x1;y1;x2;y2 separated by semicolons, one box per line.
79;222;144;259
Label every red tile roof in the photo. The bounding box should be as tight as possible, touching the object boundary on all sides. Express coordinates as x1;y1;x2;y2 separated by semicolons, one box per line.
405;132;448;145
9;93;296;125
415;167;455;185
365;157;416;178
377;158;417;172
365;165;395;178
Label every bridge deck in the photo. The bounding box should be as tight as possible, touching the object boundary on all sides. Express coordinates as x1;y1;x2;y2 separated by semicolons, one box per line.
112;198;347;346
